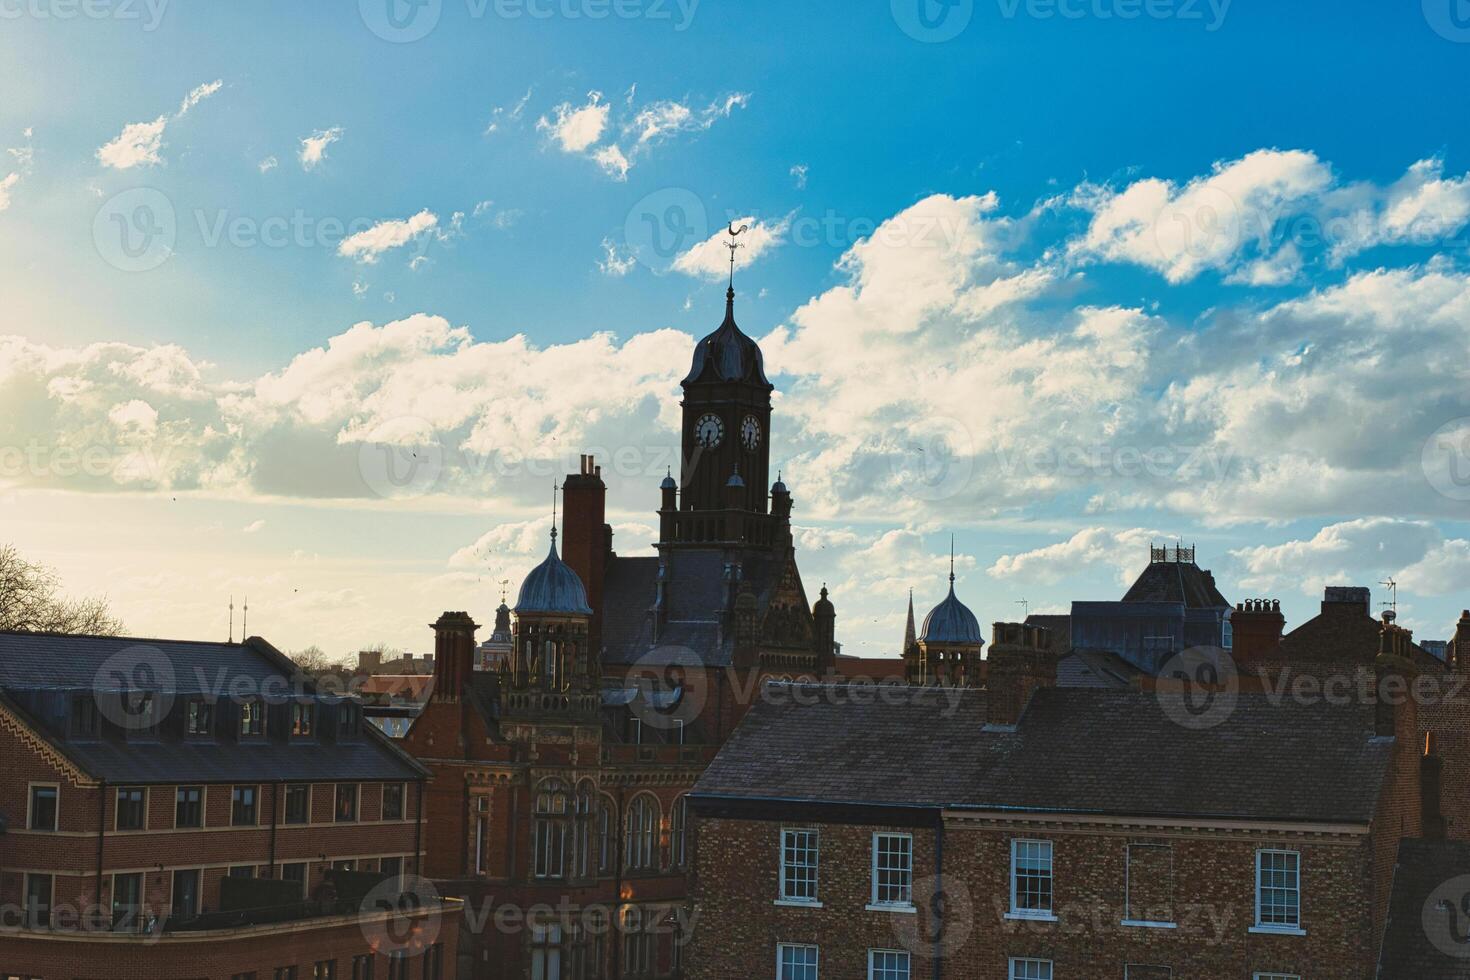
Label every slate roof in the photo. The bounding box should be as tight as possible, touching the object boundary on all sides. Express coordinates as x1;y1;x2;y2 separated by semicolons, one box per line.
515;536;593;615
1280;604;1442;672
1121;559;1229;608
600;547;790;667
1377;838;1470;979
1055;649;1140;689
693;683;1391;824
0;630;427;783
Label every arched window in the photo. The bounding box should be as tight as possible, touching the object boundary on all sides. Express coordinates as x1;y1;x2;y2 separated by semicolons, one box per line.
623;794;658;872
533;778;570;878
573;780;595;879
669;795;688;870
597;795;617;875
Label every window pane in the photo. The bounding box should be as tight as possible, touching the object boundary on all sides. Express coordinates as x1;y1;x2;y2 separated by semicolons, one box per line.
778;944;818;980
1256;850;1300;927
1012;840;1053;913
781;830;819;902
1009;959;1052;980
868;950;910;980
873;834;912;905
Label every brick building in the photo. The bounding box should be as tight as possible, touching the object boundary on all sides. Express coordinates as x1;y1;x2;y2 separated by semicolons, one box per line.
0;630;456;979
687;620;1440;979
398;287;837;979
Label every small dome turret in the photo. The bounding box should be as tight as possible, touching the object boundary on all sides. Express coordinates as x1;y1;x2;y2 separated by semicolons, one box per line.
515;530;593;616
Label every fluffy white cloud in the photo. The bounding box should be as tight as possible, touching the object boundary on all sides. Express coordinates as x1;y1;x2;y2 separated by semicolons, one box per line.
96;81;222;169
536;88;747;180
0;172;18;213
672;216;786;279
1325;157;1470;262
537;91;610;153
1;127;33;211
299;127;343;170
337;210;438;263
988;527;1169;587
1069;149;1332;283
1230;517;1464;601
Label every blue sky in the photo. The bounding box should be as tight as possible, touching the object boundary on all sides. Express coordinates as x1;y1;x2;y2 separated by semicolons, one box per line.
3;0;1470;657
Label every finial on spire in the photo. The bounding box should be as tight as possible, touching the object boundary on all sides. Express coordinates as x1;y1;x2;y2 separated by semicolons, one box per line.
949;534;956;585
725;222;748;295
551;481;559;543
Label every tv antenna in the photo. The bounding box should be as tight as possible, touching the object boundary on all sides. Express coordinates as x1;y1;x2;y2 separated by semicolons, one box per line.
1380;577;1398;613
1015;598;1030;617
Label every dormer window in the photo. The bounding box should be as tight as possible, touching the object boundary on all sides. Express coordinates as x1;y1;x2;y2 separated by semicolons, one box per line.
186;699;215;738
290;702;314;737
71;696;100;739
336;702;359;739
239;699;264;738
124;691;161;739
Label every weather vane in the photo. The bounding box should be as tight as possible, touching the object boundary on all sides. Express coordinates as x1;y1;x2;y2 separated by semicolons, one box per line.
725;222;748;292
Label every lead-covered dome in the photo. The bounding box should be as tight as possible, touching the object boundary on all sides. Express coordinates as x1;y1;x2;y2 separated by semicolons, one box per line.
920;581;982;645
515;532;593;616
681;288;772;387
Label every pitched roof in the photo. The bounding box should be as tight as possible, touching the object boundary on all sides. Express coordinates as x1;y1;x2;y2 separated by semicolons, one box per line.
1377;837;1470;978
1279;604;1442;672
0;630;427;783
1121;559;1229;608
693;683;1391;824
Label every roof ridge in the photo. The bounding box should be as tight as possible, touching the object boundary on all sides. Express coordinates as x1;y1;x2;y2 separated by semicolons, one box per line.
0;629;243;647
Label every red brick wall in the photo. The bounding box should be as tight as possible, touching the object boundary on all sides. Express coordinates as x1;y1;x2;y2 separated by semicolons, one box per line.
690;814;1383;980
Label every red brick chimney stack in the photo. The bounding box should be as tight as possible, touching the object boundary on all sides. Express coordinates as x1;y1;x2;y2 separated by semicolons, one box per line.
1449;609;1470;671
1231;598;1285;665
984;621;1055;730
430;611;479;701
562;455;609;656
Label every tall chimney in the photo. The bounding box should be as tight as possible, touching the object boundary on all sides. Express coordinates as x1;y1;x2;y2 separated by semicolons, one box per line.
1450;610;1470;671
562;455;609;657
984;621;1055;729
430;611;479;701
1230;598;1285;666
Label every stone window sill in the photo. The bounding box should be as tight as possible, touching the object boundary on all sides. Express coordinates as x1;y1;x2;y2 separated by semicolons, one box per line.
865;902;916;914
774;899;823;909
1120;919;1177;929
1249;924;1306;936
1004;910;1059;922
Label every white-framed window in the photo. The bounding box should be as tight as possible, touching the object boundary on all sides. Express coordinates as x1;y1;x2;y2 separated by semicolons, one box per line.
780;828;820;903
1010;839;1054;917
1009;959;1052;980
776;943;818;980
624;793;658;871
1255;849;1301;930
869;833;913;908
867;949;910;980
533;778;569;879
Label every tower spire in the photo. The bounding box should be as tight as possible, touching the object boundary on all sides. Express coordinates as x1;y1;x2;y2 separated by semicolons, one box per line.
949;534;956;587
904;588;917;653
724;221;748;304
551;481;559;543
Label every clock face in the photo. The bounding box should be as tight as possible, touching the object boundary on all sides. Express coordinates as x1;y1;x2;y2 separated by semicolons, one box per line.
694;413;724;448
741;415;761;450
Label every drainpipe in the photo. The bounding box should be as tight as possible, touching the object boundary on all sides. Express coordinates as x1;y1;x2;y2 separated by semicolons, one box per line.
932;817;945;980
613;785;625;979
414;781;425;876
268;782;279;874
95;779;107;928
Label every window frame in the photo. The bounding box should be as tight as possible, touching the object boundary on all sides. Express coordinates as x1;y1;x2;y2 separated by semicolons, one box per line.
291;701;315;738
868;832;915;911
623;793;659;872
669;794;689;870
71;694;100;739
866;948;911;980
27;782;59;832
1008;958;1054;980
335;782;360;823
171;867;201;918
285;783;311;825
231;784;259;826
185;698;215;738
776;942;819;980
1252;849;1304;934
778;827;821;906
1008;838;1056;920
24;871;54;928
114;785;147;831
382;782;405;821
281;861;309;897
175;785;204;829
239;698;265;738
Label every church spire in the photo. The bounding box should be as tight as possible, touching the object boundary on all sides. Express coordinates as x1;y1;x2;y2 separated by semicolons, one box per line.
904;588;917;653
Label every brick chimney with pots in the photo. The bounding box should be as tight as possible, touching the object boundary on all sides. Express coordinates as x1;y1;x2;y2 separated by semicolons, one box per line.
1231;598;1285;666
985;621;1055;730
562;454;610;657
431;611;479;701
1449;610;1470;671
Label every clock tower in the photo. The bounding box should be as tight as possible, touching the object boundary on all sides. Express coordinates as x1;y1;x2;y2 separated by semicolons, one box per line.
678;284;774;516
